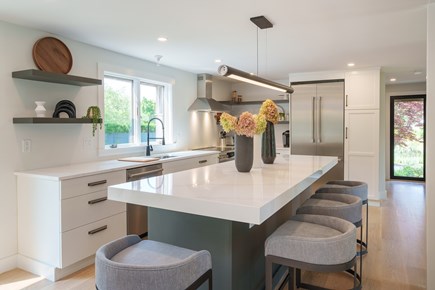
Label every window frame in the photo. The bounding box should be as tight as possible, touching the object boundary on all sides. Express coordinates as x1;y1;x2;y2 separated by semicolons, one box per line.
97;63;173;157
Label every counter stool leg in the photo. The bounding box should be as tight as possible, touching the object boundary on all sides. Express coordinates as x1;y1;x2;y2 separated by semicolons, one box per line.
357;204;369;256
266;256;273;290
296;268;301;288
289;267;295;290
366;203;369;251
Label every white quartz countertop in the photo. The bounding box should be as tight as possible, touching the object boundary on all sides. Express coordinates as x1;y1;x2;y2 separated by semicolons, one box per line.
108;155;337;225
14;150;218;180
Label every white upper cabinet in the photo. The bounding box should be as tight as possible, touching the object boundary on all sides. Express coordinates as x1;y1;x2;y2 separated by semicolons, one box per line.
345;69;380;110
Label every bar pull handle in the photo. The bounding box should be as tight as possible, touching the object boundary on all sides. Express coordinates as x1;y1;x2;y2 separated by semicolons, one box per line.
318;96;322;143
88;180;107;187
128;168;163;179
312;96;316;143
345;94;348;107
88;197;107;205
198;160;208;164
88;225;107;235
345;127;348;139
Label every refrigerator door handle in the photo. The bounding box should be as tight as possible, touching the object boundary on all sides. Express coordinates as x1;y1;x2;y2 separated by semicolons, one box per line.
318;96;322;143
312;96;316;143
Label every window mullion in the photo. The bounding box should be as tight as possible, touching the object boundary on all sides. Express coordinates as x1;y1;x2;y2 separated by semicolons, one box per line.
133;79;141;145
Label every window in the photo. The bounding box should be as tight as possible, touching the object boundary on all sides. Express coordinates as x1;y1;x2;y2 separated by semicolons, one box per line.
102;72;172;151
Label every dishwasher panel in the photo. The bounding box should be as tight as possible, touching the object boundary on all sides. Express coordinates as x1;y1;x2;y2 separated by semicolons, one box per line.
126;163;163;237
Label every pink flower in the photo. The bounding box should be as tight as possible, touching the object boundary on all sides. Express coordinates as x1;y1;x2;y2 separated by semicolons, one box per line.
235;112;257;137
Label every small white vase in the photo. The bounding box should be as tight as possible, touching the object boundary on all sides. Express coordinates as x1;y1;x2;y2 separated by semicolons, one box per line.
35;101;46;117
252;134;263;168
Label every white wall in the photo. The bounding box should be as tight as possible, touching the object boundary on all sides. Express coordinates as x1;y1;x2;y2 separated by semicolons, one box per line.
0;20;214;273
426;3;435;289
384;82;426;179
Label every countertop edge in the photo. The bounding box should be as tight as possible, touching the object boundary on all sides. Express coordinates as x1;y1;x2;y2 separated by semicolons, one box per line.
14;151;219;180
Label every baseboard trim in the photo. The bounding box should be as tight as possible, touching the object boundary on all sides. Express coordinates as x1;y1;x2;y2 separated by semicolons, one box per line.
0;254;17;274
17;254;95;281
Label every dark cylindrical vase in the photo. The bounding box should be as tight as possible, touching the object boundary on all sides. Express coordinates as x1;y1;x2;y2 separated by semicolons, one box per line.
235;135;253;172
262;121;276;164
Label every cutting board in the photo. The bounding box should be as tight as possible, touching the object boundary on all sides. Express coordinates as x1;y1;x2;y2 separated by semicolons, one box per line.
118;156;160;162
32;37;73;74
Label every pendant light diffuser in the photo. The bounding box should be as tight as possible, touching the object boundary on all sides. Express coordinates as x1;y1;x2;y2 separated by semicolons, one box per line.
218;65;294;94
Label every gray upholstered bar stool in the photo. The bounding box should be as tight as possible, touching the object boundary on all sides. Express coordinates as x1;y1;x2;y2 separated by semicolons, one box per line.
95;235;212;290
316;180;369;255
265;214;359;290
296;193;363;288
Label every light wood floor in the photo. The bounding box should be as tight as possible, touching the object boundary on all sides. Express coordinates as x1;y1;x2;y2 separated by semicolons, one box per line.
0;181;426;290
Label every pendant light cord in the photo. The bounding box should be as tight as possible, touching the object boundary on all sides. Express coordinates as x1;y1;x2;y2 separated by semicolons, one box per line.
256;27;259;76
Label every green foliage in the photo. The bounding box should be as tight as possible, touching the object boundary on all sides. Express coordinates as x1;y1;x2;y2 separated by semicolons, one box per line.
394;100;424;147
104;86;158;137
141;98;157;132
395;165;423;178
85;106;102;136
104;87;131;134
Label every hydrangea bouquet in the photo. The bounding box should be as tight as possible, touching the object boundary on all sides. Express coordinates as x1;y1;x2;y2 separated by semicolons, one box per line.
220;111;266;137
219;99;278;137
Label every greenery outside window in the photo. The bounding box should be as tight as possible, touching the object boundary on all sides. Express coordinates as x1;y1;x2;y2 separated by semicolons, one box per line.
103;72;172;150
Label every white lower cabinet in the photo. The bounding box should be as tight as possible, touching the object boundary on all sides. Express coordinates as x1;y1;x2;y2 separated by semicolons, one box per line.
17;169;127;280
162;154;219;174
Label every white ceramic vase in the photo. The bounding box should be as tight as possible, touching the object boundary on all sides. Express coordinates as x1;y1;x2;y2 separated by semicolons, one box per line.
35;101;46;117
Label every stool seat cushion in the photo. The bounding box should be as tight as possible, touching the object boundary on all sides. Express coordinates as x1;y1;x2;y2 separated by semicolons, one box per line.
265;214;356;265
316;180;368;201
297;193;362;225
96;235;211;290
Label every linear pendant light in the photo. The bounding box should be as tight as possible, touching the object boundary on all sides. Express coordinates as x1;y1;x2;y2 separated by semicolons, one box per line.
217;16;294;94
217;65;294;93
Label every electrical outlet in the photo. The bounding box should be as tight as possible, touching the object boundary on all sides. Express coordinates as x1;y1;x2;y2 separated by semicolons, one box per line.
22;139;31;153
83;137;93;150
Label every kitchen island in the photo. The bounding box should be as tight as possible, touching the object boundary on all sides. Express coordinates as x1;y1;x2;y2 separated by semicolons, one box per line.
108;154;337;290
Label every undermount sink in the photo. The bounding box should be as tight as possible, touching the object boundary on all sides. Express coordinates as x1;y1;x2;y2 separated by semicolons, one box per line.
159;155;178;159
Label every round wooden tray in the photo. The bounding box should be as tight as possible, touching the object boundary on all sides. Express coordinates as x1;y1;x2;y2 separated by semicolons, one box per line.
32;37;73;74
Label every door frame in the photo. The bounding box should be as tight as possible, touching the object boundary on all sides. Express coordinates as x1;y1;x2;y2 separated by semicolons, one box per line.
389;94;426;181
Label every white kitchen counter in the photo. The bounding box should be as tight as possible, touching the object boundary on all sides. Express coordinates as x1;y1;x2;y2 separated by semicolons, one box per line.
14;150;218;180
108;154;337;225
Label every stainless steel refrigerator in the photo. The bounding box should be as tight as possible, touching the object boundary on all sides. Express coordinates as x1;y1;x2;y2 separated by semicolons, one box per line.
290;81;344;179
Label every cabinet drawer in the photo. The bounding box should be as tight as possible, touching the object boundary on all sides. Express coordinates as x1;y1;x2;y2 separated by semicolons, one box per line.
61;190;126;232
61;212;126;268
61;170;125;199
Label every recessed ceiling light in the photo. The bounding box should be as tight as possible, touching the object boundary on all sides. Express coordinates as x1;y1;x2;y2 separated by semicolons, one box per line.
390;78;397;82
214;59;222;63
157;37;167;42
347;63;355;67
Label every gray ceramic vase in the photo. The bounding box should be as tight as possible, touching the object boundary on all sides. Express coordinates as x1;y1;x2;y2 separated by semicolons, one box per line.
262;121;276;164
235;134;253;172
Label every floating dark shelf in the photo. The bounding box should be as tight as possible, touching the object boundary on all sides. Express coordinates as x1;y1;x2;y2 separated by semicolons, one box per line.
277;121;289;124
219;99;288;105
13;117;102;124
12;69;102;86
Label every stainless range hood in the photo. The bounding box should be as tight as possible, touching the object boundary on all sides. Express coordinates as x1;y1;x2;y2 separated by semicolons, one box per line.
188;74;229;112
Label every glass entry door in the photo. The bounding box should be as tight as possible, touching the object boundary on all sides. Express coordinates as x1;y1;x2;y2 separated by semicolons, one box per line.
390;95;426;180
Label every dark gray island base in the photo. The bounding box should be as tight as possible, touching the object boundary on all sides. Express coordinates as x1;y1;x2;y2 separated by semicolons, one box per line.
148;177;328;290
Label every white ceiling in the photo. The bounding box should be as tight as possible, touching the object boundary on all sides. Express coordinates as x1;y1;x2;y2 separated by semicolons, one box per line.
0;0;428;84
